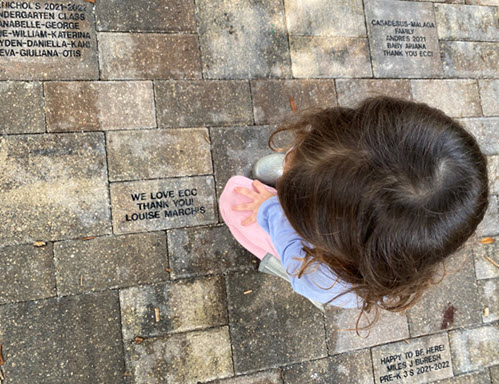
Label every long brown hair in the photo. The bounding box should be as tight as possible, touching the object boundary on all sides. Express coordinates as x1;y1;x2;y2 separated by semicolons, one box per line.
270;96;489;332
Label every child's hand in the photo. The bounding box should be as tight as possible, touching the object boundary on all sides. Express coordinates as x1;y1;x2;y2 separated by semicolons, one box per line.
232;180;276;226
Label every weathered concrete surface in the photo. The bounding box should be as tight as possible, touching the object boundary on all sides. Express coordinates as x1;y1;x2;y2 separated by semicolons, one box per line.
449;324;499;374
45;81;156;131
0;133;111;247
410;80;481;117
54;232;168;295
226;271;327;374
119;276;227;341
195;0;291;79
106;128;212;181
0;291;124;383
155;80;253;128
251;79;337;124
282;350;374;384
167;225;255;280
284;0;366;37
95;0;196;32
336;79;412;108
325;307;409;354
435;4;498;41
290;36;372;78
441;42;499;78
479;79;499;116
0;243;56;305
124;326;233;384
0;82;45;134
98;33;202;80
407;245;482;336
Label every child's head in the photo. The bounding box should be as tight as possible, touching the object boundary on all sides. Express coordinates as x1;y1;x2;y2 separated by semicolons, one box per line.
271;96;489;322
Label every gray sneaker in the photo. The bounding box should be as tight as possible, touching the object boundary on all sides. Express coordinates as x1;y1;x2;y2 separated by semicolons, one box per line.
252;153;286;186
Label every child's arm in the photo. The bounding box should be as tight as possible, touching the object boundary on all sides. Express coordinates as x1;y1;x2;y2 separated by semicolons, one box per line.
256;196;360;309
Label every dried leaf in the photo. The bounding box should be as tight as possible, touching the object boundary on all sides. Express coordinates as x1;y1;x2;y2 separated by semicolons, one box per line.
243;290;253;295
124;372;133;376
289;95;297;112
0;344;4;365
480;237;495;244
165;267;171;272
84;0;95;3
483;307;490;317
34;241;46;247
134;337;145;344
81;236;95;241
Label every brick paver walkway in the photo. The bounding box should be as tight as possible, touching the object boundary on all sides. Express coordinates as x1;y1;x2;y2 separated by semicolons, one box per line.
0;0;498;383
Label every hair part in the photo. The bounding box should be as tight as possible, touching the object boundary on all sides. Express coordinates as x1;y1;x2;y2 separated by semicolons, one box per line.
270;96;489;334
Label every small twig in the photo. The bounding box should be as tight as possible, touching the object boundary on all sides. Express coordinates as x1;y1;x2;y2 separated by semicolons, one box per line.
165;267;171;273
33;241;46;247
0;344;4;365
80;236;95;241
483;255;499;269
154;308;160;322
243;290;253;295
0;368;4;381
404;339;410;344
80;275;83;286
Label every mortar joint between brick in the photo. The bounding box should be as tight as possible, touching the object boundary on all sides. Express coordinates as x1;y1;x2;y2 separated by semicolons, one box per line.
91;4;103;81
151;80;160;129
103;132;115;235
361;0;375;79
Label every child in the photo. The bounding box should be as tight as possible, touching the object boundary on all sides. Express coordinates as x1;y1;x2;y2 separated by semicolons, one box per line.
219;96;489;329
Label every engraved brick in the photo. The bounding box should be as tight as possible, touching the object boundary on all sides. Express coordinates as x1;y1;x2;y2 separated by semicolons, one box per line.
479;278;498;323
119;276;227;341
284;0;366;37
106;128;212;182
474;235;499;280
155;80;252;128
211;126;275;198
226;271;327;374
449;324;499;374
476;195;499;238
325;308;409;354
479;80;499;116
460;118;499;156
0;82;44;134
251;80;337;124
441;42;499;78
45;81;155;132
283;350;374;384
0;0;99;80
209;370;282;384
336;79;412;107
98;33;202;80
167;225;255;280
0;133;111;247
435;4;498;41
290;36;372;78
54;232;168;296
407;246;481;337
125;327;233;383
195;0;291;79
411;80;481;118
110;176;217;234
95;0;196;32
0;291;124;383
371;333;453;384
365;0;443;78
0;243;55;305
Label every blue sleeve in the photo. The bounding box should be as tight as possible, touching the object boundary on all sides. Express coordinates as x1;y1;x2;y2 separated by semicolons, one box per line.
257;196;360;309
